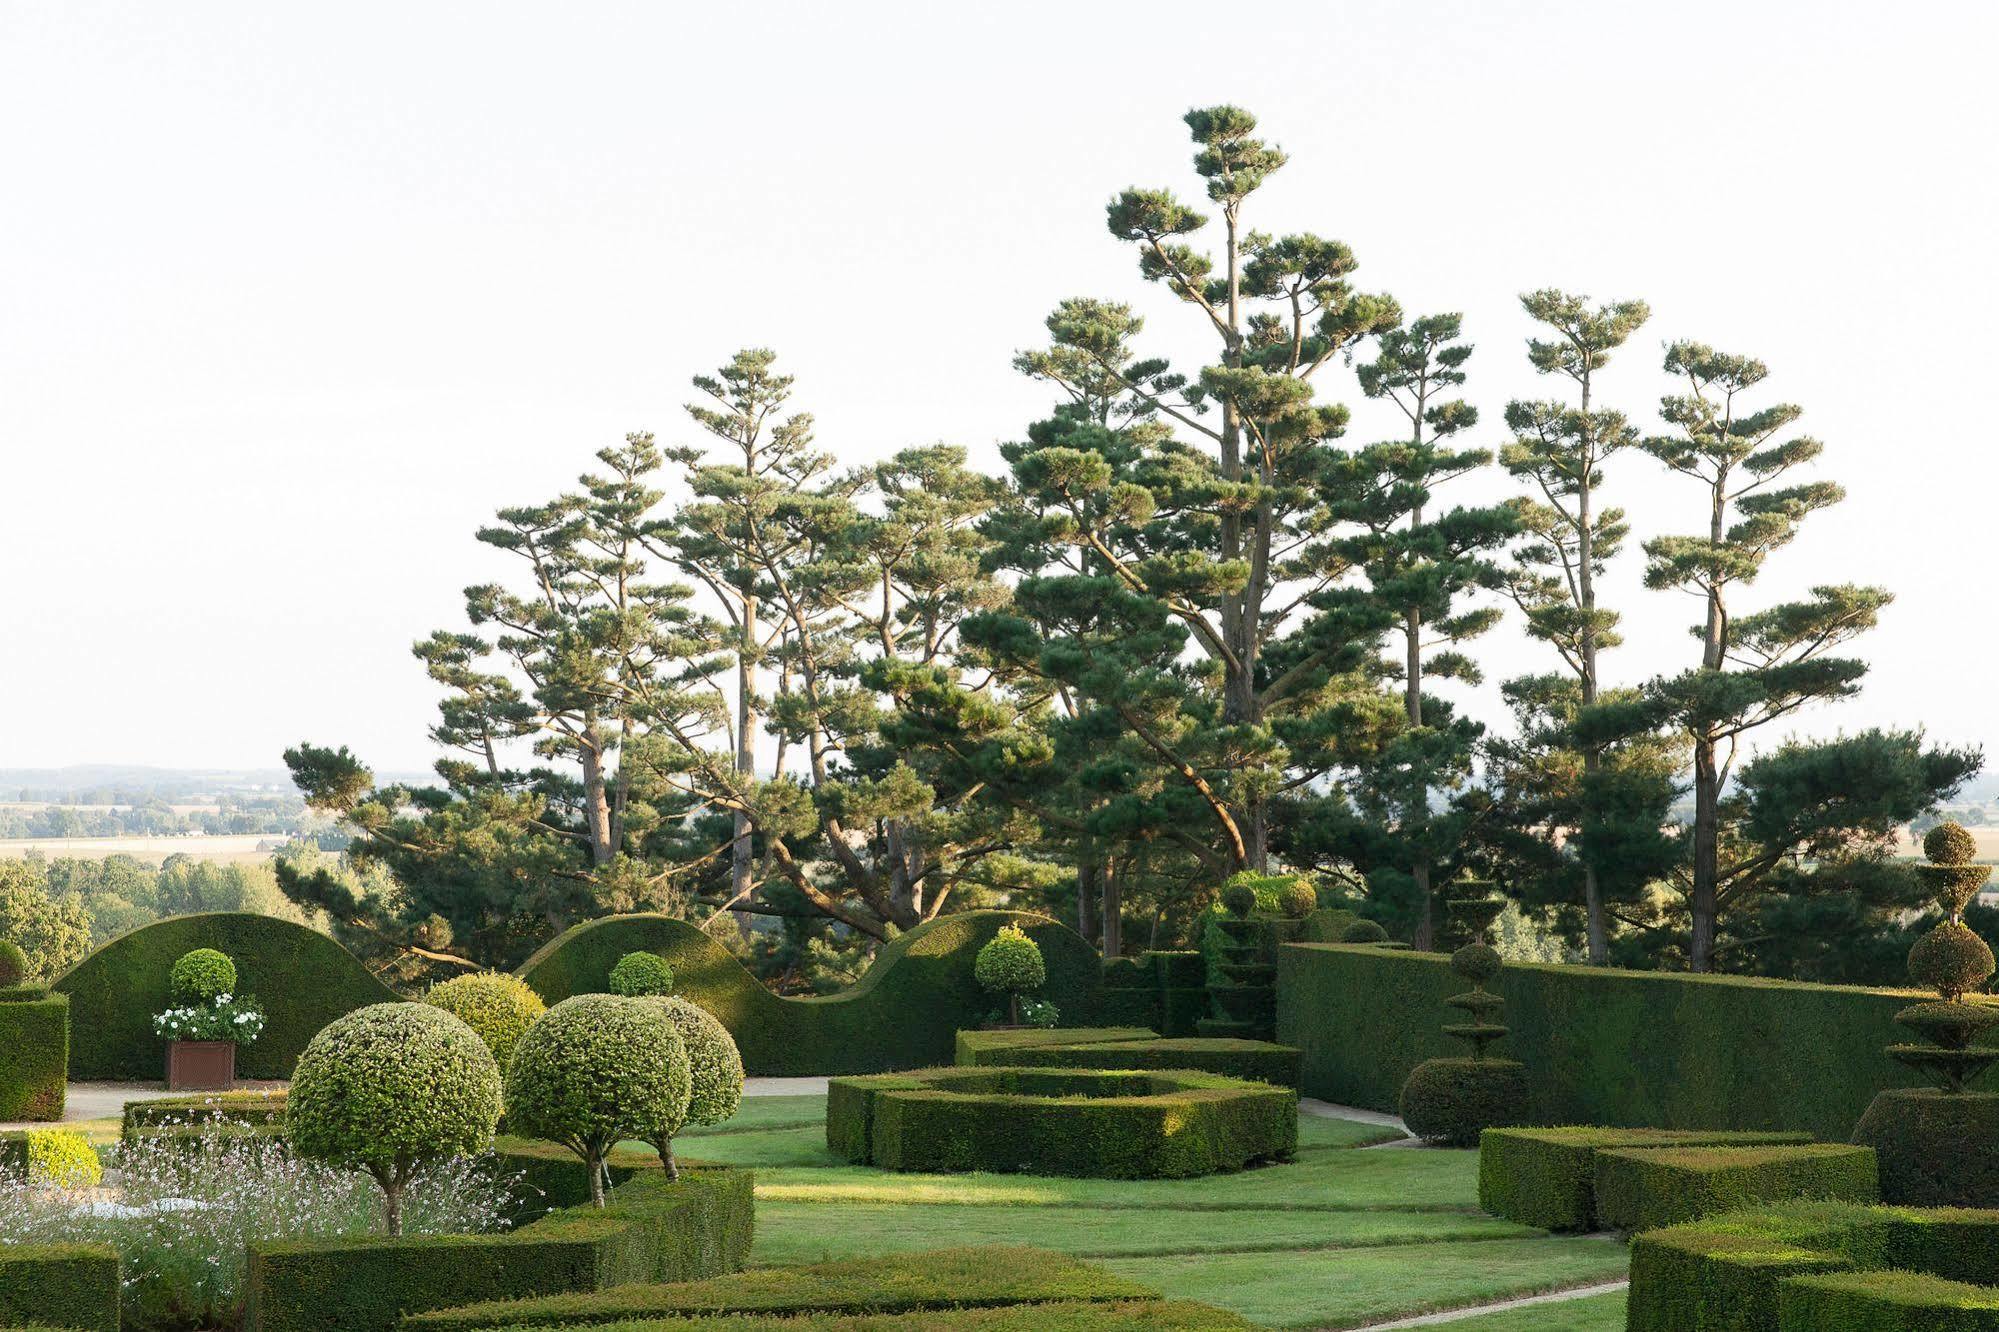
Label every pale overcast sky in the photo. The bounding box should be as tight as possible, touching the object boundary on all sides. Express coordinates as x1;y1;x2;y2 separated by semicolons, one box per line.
3;1;1994;778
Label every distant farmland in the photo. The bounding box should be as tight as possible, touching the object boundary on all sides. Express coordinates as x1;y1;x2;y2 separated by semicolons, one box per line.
0;834;282;864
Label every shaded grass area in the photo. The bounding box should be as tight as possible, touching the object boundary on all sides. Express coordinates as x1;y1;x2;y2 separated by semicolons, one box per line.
1432;1288;1628;1330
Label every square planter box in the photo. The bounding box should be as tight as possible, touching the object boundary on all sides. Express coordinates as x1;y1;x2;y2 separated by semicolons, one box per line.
166;1040;236;1091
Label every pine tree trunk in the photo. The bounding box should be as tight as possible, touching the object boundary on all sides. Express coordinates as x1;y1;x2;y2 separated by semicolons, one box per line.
1077;862;1099;948
1583;860;1607;966
731;603;757;935
1412;861;1434;952
1689;732;1720;972
579;727;614;866
1101;857;1123;958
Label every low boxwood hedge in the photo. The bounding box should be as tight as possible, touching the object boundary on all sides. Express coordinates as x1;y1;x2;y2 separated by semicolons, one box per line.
957;1034;1301;1087
952;1027;1156;1064
1592;1143;1880;1233
121;1089;289;1144
827;1066;1296;1179
0;1243;119;1332
1627;1200;1999;1331
244;1165;752;1332
401;1246;1156;1330
1478;1126;1817;1231
0;990;66;1121
415;1301;1255;1332
1779;1268;1999;1329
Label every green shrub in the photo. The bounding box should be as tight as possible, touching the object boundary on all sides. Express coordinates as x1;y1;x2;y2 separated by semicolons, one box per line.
243;1166;752;1332
1275;880;1318;920
516;910;1105;1076
954;1027;1156;1064
976;926;1046;1024
1476;1126;1819;1231
1592;1143;1879;1233
1341;919;1390;944
56;912;399;1079
1219;883;1257;917
958;1035;1301;1087
401;1246;1155;1330
1910;924;1997;1003
288;1003;503;1233
120;1088;287;1143
609;952;675;998
1853;1088;1999;1208
506;994;690;1206
1399;1058;1526;1147
0;990;66;1121
639;996;742;1177
828;1066;1296;1179
0;1243;120;1332
169;946;238;1002
412;1301;1249;1332
0;938;26;989
24;1127;101;1189
1780;1268;1999;1329
425;972;547;1070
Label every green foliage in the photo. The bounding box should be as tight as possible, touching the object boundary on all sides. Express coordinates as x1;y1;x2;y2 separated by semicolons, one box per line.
1910;923;1996;1003
649;997;742;1127
609;951;675;997
425;971;547;1070
23;1127;102;1189
423;1301;1247;1332
1219;884;1257;918
1477;1126;1818;1232
1926;821;1981;870
168;946;238;1002
0;990;66;1120
1399;1059;1527;1147
120;1088;287;1144
828;1066;1297;1178
1780;1268;1999;1329
0;1243;120;1332
975;924;1046;999
1275;880;1318;920
1590;1143;1879;1233
956;1031;1302;1087
55;912;399;1079
1851;1088;1999;1207
1341;918;1390;944
0;938;26;988
0;861;91;982
953;1026;1156;1062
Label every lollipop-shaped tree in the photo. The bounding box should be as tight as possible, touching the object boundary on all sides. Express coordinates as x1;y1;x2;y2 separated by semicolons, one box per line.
1399;886;1529;1146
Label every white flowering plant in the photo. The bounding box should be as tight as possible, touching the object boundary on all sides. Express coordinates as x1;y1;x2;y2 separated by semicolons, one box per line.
153;991;267;1045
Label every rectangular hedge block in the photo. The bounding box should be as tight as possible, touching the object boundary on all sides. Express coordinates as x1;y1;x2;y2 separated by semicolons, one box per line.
122;1088;289;1143
401;1245;1156;1330
1593;1143;1880;1233
0;1243;120;1332
0;992;67;1122
952;1027;1156;1065
961;1037;1301;1087
1478;1126;1817;1231
245;1165;752;1332
1780;1269;1999;1330
406;1300;1258;1331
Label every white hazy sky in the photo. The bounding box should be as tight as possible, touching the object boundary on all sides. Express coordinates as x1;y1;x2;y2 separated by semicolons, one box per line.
3;1;1995;779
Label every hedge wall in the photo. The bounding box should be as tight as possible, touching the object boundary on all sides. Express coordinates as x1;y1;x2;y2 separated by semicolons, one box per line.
516;911;1105;1075
1592;1143;1880;1233
0;991;66;1120
1477;1126;1818;1231
957;1034;1301;1087
56;913;398;1079
1277;942;1996;1140
0;1243;120;1332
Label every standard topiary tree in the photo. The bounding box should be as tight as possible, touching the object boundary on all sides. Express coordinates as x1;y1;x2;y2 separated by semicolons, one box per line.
169;948;238;1003
974;924;1046;1026
423;972;547;1070
639;995;745;1178
505;994;691;1206
1341;918;1390;944
1399;889;1528;1147
608;951;675;997
1276;878;1319;920
0;939;26;989
288;1003;502;1234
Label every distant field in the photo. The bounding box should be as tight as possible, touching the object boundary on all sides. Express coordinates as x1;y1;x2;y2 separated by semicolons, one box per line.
0;801;224;815
0;834;281;864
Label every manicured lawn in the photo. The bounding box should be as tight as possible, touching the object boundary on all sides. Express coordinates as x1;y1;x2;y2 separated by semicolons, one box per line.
679;1093;1633;1327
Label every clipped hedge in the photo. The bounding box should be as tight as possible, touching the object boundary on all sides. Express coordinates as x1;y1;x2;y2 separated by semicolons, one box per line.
957;1034;1301;1087
1478;1126;1817;1231
0;1243;120;1332
516;911;1104;1075
56;913;398;1079
1278;942;1997;1139
121;1088;288;1144
1780;1269;1999;1329
401;1246;1155;1330
0;990;66;1121
953;1027;1156;1064
1853;1088;1999;1208
244;1165;752;1332
404;1302;1255;1332
827;1066;1296;1179
1592;1143;1880;1233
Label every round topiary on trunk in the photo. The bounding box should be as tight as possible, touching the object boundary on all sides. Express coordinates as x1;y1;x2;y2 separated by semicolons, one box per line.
640;995;744;1177
975;924;1046;1026
424;972;547;1070
1341;919;1390;944
1220;883;1258;918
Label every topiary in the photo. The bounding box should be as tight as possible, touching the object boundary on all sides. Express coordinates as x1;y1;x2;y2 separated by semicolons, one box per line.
169;948;238;1004
1341;918;1391;944
639;995;744;1177
1925;821;1981;868
1399;891;1527;1145
287;1003;502;1234
974;924;1046;1025
1908;925;1996;1007
608;951;675;997
25;1128;101;1190
1277;879;1319;920
1219;883;1258;918
0;939;26;990
504;994;691;1206
423;972;547;1071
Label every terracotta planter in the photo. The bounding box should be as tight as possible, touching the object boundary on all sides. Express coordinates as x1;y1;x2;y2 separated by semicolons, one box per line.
166;1040;236;1091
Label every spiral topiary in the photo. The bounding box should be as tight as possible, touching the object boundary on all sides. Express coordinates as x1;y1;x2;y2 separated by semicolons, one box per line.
169;948;238;1004
974;924;1046;1025
1399;890;1527;1146
1219;882;1258;918
1276;878;1319;920
0;939;27;990
1341;918;1390;945
505;994;691;1206
640;995;744;1177
608;951;675;997
424;972;547;1071
288;1003;502;1233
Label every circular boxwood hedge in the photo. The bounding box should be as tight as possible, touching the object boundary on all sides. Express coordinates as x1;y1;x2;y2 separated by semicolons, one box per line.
1341;919;1390;944
608;951;674;997
168;948;237;1003
424;972;546;1070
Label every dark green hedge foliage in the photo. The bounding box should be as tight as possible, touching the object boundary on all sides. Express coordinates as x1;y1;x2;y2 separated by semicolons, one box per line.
57;913;398;1079
1852;1089;1999;1208
953;1028;1156;1064
401;1246;1155;1330
121;1089;288;1144
1399;1058;1527;1147
1278;942;1999;1140
1627;1200;1999;1332
407;1300;1256;1332
0;1243;120;1332
1780;1269;1999;1330
958;1034;1301;1087
244;1165;752;1332
1592;1143;1880;1233
516;911;1104;1076
827;1066;1295;1179
0;991;66;1121
1478;1126;1818;1231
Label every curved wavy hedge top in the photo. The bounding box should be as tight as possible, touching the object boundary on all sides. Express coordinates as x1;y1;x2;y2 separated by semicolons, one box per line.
56;913;399;1079
516;910;1105;1075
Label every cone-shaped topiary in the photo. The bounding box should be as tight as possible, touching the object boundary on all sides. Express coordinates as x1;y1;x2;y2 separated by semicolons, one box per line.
424;972;547;1071
169;948;238;1004
0;939;26;990
1399;890;1528;1146
639;995;744;1177
608;951;675;997
975;925;1046;1026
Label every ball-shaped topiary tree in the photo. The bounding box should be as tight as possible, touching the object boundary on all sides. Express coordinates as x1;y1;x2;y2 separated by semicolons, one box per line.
424;972;547;1071
1219;882;1258;918
608;951;675;997
169;948;238;1003
0;939;27;990
1341;918;1390;945
974;924;1046;1026
638;995;744;1178
288;1003;502;1234
1398;891;1528;1147
1276;879;1319;920
505;994;691;1206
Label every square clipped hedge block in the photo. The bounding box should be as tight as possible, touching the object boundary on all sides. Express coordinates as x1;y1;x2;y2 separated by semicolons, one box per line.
401;1246;1157;1330
1779;1269;1999;1330
959;1036;1302;1088
121;1088;289;1144
0;992;67;1122
1593;1143;1880;1233
952;1028;1157;1066
1477;1126;1817;1231
0;1243;120;1332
